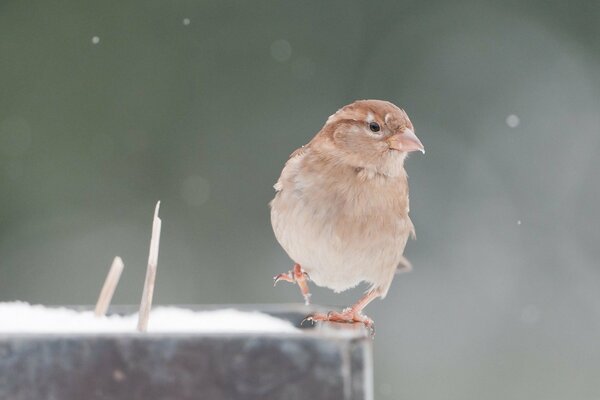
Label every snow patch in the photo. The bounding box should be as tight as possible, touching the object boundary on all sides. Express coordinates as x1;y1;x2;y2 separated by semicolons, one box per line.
0;302;300;334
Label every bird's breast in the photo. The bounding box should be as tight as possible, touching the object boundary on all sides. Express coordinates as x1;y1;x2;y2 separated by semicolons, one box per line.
271;163;412;292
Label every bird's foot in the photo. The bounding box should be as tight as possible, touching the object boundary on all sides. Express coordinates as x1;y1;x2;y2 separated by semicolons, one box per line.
303;308;375;336
273;264;311;305
302;290;381;337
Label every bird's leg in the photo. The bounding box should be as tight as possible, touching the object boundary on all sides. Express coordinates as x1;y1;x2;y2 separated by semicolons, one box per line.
273;263;311;305
305;289;381;333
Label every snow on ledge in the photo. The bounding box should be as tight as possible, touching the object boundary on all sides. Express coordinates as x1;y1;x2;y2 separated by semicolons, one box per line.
0;302;300;334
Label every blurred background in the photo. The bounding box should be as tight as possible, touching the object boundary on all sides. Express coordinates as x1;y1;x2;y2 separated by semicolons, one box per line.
1;0;599;398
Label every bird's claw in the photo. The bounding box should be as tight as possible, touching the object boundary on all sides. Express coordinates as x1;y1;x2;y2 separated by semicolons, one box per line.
273;271;310;286
302;310;375;337
273;272;294;287
273;264;312;305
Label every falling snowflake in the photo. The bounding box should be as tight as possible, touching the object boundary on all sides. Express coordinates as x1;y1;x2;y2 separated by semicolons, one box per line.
506;114;520;128
91;36;100;45
183;18;191;26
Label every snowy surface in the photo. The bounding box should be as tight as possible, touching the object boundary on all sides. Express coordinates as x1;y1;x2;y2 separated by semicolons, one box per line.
0;302;300;334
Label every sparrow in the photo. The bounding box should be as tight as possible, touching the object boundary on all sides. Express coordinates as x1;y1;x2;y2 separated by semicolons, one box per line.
270;99;424;330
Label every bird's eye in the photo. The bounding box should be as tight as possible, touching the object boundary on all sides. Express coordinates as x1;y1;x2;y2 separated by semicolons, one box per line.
368;122;381;133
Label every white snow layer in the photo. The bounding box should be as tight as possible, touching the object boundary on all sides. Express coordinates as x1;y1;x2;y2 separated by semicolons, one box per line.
0;302;299;334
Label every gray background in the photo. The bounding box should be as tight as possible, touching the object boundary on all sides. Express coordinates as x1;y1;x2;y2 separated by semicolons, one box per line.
1;1;599;398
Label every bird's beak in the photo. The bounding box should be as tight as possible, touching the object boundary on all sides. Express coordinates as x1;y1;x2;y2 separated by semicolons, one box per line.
387;129;425;154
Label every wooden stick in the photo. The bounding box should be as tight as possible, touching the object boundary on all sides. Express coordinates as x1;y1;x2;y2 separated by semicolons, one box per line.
94;256;125;317
137;201;162;332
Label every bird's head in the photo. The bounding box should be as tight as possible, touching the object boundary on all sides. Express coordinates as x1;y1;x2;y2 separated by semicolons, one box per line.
318;100;424;174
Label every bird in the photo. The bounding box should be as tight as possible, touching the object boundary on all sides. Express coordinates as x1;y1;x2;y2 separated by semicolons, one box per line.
270;99;424;331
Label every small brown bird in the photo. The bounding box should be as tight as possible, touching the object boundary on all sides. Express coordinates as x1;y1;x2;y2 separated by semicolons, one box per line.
270;99;424;330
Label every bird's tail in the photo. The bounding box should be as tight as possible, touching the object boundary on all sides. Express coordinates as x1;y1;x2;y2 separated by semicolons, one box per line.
395;255;413;274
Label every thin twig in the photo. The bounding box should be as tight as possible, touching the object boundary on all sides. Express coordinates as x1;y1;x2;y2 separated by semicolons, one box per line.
137;201;162;332
94;256;125;317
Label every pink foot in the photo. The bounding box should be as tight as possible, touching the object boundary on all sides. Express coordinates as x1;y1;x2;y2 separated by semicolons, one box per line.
273;264;311;305
303;308;375;335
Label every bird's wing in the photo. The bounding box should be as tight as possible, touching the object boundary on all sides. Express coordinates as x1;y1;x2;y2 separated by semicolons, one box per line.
273;144;310;193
